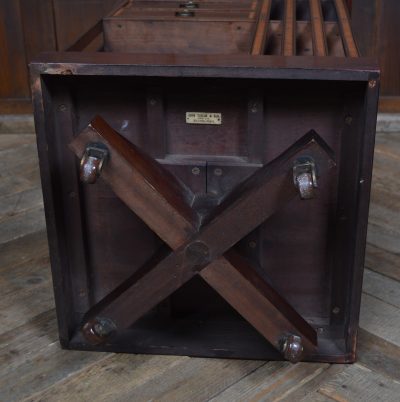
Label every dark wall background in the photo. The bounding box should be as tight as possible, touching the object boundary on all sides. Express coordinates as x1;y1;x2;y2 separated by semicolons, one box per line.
0;0;116;113
352;0;400;112
0;0;399;113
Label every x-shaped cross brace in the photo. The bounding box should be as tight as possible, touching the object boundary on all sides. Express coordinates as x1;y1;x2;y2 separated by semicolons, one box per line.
69;116;336;362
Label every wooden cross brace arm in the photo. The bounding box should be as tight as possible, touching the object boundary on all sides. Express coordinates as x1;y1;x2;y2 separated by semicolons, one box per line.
69;116;336;362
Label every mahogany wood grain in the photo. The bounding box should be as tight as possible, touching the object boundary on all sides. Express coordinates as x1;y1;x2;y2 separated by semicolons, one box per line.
251;0;272;55
333;0;359;57
282;0;296;56
309;0;328;56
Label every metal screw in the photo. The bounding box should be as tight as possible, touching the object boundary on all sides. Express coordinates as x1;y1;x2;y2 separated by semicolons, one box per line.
58;104;67;112
369;80;377;89
149;98;157;106
192;167;200;175
248;241;257;249
214;168;223;176
345;115;353;125
250;103;258;113
332;307;340;314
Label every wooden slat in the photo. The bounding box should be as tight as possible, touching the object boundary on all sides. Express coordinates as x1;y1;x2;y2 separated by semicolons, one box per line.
333;0;359;57
251;0;272;55
309;0;327;56
318;364;400;402
283;0;296;56
358;328;400;381
209;362;330;401
360;293;400;347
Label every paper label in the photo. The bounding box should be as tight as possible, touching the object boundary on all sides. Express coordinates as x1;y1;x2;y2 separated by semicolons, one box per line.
186;112;222;125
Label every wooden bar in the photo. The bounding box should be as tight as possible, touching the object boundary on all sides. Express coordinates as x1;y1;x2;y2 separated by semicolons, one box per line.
201;250;318;357
309;0;328;56
283;0;296;56
69;116;198;249
333;0;359;57
251;0;272;55
67;20;103;52
67;0;130;51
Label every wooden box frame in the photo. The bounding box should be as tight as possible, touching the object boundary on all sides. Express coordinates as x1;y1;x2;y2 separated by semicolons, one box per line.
31;51;379;363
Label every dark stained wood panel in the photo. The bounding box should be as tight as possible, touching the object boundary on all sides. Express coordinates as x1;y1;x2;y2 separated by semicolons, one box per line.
20;0;57;63
53;0;117;50
351;0;400;109
0;0;116;113
0;0;30;99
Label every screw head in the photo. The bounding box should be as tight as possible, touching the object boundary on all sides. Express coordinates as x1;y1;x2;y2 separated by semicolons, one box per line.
345;115;353;125
192;167;201;175
184;241;210;270
214;168;223;176
369;80;377;89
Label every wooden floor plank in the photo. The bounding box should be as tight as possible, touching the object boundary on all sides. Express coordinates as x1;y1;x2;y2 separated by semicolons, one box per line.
365;243;400;282
363;269;400;308
124;358;266;402
0;229;48;272
0;205;45;245
1;344;109;402
360;293;400;347
0;277;54;336
0;143;39;172
318;364;400;402
0;252;50;297
0;310;58;373
357;328;400;381
0;187;43;221
209;362;329;402
367;221;400;255
277;365;346;402
23;354;190;402
0;134;36;151
25;355;266;402
0;231;53;335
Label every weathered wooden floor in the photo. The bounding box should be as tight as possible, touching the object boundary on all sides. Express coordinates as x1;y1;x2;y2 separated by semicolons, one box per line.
0;130;400;402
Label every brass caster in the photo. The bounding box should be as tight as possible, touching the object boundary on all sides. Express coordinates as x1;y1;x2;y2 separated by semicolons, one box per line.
82;317;116;345
80;142;109;184
293;157;318;199
280;334;304;363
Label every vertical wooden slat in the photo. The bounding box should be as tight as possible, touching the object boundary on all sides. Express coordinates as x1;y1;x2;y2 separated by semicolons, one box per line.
334;0;359;57
282;0;296;56
251;0;272;55
309;0;327;56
